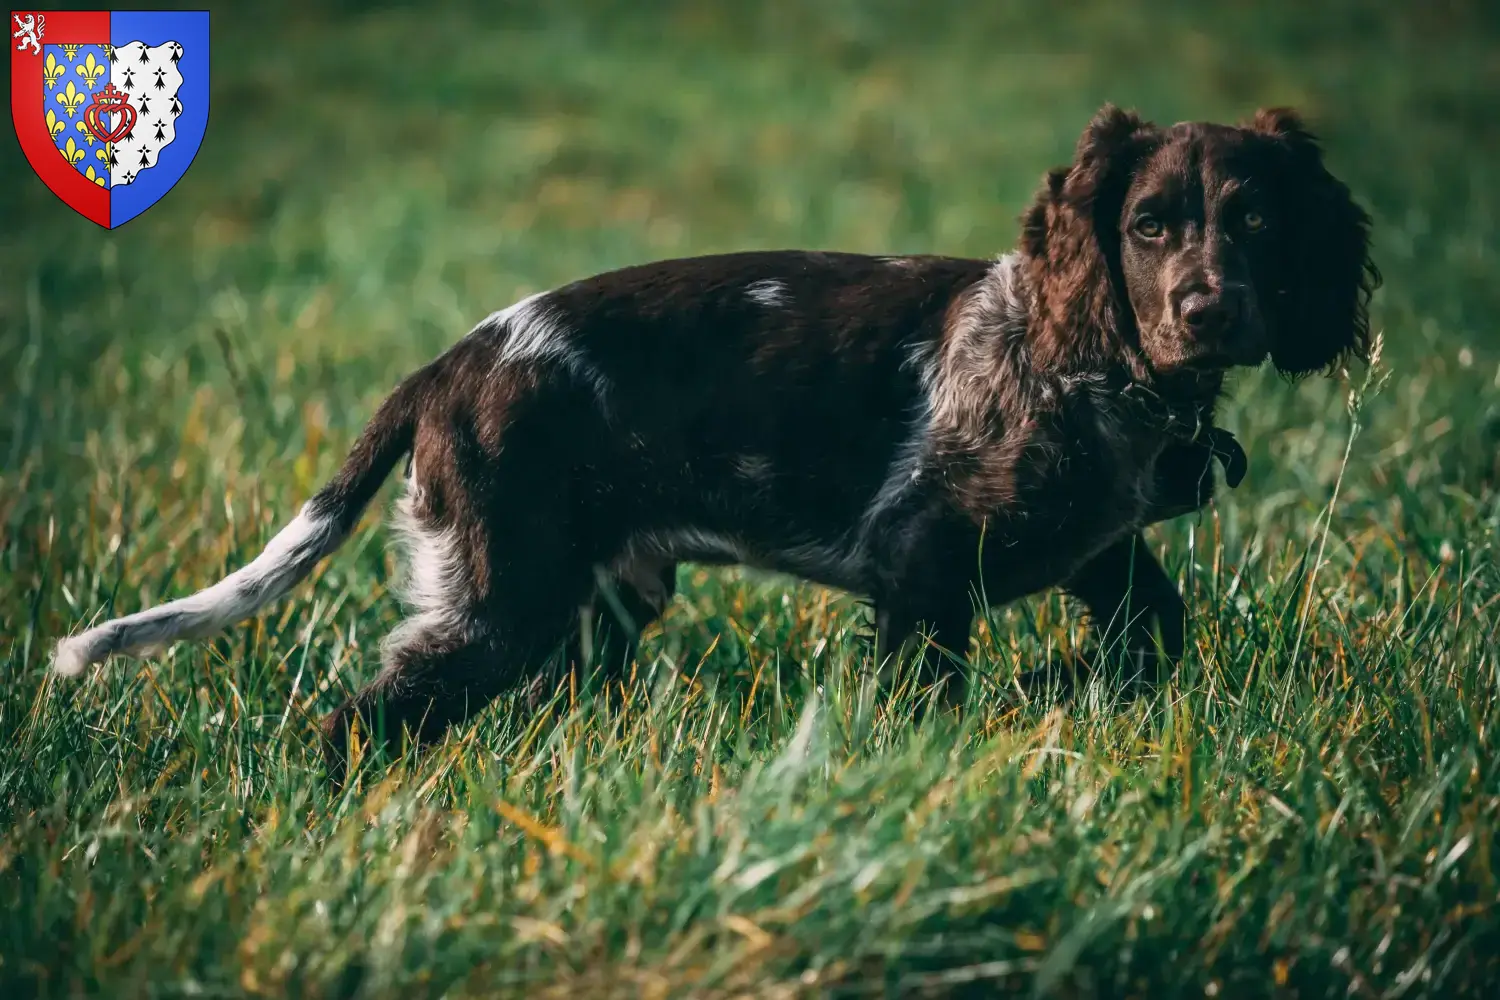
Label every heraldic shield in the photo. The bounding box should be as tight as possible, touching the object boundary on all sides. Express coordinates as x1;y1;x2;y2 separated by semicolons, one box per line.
11;10;209;228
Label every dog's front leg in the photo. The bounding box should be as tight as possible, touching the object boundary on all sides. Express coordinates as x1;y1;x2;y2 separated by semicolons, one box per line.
875;598;973;710
1062;532;1186;690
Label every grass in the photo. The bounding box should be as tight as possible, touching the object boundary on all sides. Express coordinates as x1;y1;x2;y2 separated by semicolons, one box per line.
3;0;1500;995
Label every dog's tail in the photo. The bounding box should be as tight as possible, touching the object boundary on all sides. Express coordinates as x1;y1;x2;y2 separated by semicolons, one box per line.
52;364;436;678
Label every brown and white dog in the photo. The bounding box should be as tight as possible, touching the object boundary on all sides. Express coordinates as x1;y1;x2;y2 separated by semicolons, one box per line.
53;105;1377;778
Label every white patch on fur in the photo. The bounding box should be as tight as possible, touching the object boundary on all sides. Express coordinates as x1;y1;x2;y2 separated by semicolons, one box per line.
870;254;1028;523
490;293;564;367
745;279;788;308
52;505;346;677
383;478;471;658
489;292;611;403
912;253;1031;438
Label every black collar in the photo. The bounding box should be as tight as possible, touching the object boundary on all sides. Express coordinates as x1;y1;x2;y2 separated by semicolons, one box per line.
1115;380;1247;488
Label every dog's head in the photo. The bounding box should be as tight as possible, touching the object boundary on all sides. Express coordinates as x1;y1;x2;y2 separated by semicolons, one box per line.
1021;104;1379;382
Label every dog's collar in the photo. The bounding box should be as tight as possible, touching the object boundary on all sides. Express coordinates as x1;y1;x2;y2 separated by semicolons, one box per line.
1046;370;1248;489
1115;381;1248;488
1116;380;1210;438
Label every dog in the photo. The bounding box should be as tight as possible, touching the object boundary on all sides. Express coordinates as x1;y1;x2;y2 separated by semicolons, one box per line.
53;105;1377;781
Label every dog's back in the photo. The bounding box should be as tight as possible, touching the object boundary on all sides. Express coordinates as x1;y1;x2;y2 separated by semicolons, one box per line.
51;251;994;774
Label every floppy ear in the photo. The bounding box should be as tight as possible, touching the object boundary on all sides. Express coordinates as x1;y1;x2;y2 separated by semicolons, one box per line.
1021;104;1156;371
1248;107;1380;376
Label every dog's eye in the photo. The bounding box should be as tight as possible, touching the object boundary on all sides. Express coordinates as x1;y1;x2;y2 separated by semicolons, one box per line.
1133;215;1165;239
1242;210;1265;231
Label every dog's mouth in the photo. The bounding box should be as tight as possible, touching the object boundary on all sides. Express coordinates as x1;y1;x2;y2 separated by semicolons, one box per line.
1152;345;1239;378
1170;329;1270;373
1180;349;1244;373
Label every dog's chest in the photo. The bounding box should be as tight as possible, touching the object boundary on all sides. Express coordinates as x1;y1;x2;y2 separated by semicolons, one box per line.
946;398;1167;581
1083;400;1168;524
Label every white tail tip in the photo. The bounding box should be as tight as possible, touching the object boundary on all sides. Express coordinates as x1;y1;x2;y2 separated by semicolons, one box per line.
47;505;346;682
52;634;101;678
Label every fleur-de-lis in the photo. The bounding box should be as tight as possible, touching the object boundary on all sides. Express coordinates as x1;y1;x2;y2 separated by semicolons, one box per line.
74;119;97;146
85;166;106;187
45;109;65;141
58;137;84;166
104;43;116;63
61;44;82;62
43;53;65;90
75;53;106;90
55;82;86;118
95;143;113;167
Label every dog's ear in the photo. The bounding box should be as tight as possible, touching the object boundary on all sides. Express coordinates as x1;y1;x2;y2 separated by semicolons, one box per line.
1023;104;1155;370
1248;107;1380;377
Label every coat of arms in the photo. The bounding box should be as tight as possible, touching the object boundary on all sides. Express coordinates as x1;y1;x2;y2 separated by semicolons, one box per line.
10;10;209;228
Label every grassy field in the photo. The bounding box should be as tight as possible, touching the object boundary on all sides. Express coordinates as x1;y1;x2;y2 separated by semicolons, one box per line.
3;0;1500;995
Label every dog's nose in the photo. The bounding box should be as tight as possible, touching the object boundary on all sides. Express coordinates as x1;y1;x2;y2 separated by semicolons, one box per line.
1180;289;1240;334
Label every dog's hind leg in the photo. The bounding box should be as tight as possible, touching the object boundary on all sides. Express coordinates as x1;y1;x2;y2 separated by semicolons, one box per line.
321;626;510;785
321;468;595;785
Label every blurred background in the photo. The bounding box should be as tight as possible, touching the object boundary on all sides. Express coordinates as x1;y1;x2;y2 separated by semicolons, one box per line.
4;0;1500;476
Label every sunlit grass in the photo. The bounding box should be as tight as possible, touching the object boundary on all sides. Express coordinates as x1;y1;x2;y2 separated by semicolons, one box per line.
2;1;1499;996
